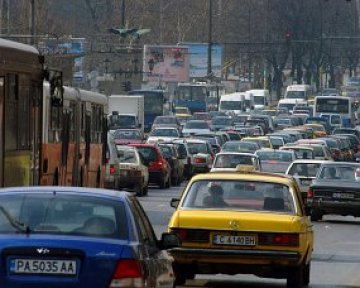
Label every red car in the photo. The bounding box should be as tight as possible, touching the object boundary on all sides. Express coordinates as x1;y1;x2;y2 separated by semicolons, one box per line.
112;129;143;145
130;144;172;189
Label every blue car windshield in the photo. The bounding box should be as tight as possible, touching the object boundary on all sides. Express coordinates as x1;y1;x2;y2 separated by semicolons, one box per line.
0;194;128;239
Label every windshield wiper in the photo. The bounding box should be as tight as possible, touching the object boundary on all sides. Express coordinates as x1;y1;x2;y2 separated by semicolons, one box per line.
0;206;31;234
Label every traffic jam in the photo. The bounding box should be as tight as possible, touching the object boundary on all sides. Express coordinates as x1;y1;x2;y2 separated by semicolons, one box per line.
105;84;360;288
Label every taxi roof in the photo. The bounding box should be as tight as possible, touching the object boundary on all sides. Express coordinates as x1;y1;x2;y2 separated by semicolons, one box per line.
190;171;294;186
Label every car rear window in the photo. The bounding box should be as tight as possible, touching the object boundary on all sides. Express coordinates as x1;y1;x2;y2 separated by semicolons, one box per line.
287;163;321;177
182;180;296;214
136;147;158;162
0;194;128;239
214;154;256;168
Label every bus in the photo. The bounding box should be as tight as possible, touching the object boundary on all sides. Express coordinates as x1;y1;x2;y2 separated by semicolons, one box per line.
174;82;225;113
42;83;108;187
313;96;354;127
0;37;107;188
128;89;166;132
0;38;44;187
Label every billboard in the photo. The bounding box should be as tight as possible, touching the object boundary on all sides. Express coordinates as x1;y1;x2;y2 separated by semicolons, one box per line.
143;45;190;83
183;43;223;78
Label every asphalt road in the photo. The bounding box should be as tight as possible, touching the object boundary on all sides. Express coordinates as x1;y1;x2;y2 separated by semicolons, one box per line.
139;182;360;288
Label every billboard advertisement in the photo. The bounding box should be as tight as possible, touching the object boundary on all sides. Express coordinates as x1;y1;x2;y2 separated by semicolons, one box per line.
143;45;190;83
183;43;223;78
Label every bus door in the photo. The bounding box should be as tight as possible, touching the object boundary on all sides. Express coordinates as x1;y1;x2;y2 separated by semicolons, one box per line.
0;76;4;185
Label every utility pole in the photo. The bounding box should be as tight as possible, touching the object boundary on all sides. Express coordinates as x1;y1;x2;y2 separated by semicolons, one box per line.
207;0;213;78
121;0;125;27
30;0;35;45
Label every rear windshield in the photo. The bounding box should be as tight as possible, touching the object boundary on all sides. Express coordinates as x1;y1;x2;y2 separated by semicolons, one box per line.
287;163;321;177
185;121;209;129
182;180;295;214
136;147;157;162
0;194;128;239
256;152;293;162
214;154;256;168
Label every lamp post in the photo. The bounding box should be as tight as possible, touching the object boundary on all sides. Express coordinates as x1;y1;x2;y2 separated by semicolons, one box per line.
207;0;213;78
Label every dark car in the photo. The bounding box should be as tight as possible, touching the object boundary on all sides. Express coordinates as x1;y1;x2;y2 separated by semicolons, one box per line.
308;162;360;221
332;127;360;139
158;143;185;186
130;144;172;189
210;116;234;131
0;186;179;288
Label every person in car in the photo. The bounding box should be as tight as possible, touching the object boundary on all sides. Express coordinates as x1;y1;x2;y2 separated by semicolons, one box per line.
203;184;228;207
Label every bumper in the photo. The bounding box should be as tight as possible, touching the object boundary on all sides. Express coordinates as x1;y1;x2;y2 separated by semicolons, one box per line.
149;171;166;183
169;247;302;274
193;163;210;173
311;200;360;216
118;176;142;189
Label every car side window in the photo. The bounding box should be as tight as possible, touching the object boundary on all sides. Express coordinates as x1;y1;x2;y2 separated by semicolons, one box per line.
130;198;157;247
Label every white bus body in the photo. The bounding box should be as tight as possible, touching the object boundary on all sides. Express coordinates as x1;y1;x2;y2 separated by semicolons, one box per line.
219;92;245;115
313;96;353;127
248;89;270;110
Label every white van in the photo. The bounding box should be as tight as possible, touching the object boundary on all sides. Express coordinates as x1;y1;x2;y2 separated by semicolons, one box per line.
219;92;246;115
277;98;307;114
248;89;270;110
244;91;254;112
285;85;313;101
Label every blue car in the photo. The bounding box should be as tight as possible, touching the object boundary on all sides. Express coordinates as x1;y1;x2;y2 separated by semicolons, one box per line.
0;187;179;288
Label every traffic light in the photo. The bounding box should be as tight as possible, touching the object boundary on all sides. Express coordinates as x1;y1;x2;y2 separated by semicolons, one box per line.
122;81;132;92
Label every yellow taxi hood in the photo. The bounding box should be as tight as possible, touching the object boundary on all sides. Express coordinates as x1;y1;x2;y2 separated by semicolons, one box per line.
169;210;304;233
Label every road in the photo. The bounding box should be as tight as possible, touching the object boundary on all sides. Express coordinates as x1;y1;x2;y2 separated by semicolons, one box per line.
139;183;360;288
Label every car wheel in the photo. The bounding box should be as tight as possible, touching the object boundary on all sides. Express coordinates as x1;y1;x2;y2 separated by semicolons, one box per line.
287;265;304;288
143;185;148;196
159;176;167;189
135;181;144;197
310;209;323;221
166;174;171;188
173;264;192;286
303;262;310;286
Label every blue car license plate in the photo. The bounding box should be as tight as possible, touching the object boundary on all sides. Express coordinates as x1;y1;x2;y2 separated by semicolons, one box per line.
9;259;77;275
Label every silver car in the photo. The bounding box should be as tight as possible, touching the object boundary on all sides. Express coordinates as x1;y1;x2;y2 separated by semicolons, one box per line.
285;159;331;202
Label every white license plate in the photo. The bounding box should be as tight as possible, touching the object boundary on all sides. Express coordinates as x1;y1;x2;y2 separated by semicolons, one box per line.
10;259;77;275
300;179;311;186
332;193;354;199
213;235;256;246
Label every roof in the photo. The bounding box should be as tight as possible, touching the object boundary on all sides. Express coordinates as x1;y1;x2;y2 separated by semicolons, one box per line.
0;186;132;200
0;38;39;54
319;162;360;167
289;159;332;164
190;171;294;186
216;152;259;158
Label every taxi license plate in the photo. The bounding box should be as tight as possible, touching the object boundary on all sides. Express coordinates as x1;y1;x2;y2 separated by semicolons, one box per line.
332;193;354;199
10;259;77;275
213;235;256;246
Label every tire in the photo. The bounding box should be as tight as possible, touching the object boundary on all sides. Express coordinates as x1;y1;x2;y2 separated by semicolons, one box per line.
135;182;144;197
166;174;171;188
173;264;192;286
143;185;148;196
310;209;323;222
159;176;167;189
303;262;310;286
287;265;305;288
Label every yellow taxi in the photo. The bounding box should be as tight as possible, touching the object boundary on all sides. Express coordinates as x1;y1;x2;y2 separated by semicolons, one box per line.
174;106;192;123
304;123;327;138
168;171;314;288
242;136;273;149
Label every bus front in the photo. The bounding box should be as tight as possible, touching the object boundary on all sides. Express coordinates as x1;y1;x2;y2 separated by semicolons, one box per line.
175;84;208;114
314;96;353;128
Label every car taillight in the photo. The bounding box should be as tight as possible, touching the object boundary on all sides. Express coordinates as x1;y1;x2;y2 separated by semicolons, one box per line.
307;187;313;199
194;157;206;164
109;164;116;175
259;233;299;246
109;259;144;288
170;228;209;242
150;160;166;170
